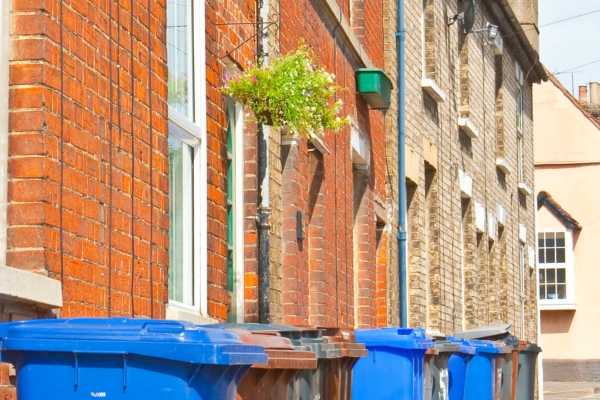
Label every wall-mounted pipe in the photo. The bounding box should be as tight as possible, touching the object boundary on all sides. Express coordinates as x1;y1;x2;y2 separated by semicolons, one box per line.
257;0;271;324
396;0;408;327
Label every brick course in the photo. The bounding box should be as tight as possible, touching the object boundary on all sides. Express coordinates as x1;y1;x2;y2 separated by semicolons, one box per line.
6;0;168;319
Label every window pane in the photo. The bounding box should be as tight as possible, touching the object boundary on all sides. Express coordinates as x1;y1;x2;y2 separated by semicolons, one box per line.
556;248;566;263
539;269;545;283
168;134;194;305
547;269;556;283
167;0;194;118
538;233;544;248
539;285;546;300
538;249;545;263
546;233;555;248
557;268;566;283
556;232;565;247
546;248;555;263
547;285;557;299
227;249;234;292
557;284;567;300
516;90;523;130
227;205;233;246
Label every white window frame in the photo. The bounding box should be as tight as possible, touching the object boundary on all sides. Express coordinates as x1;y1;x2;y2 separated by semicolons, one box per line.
538;228;576;310
516;88;523;133
226;102;245;322
517;133;523;182
166;0;208;319
167;107;206;316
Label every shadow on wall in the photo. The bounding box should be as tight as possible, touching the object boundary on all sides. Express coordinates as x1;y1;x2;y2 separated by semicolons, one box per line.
541;310;576;334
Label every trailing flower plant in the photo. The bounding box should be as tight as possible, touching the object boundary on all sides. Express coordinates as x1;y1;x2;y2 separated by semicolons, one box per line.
218;41;349;138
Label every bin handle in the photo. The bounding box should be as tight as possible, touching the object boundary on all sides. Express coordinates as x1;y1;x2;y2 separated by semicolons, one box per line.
251;330;282;337
72;352;128;390
143;322;185;334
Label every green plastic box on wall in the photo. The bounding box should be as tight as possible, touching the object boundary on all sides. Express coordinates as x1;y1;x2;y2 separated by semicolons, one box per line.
355;68;392;109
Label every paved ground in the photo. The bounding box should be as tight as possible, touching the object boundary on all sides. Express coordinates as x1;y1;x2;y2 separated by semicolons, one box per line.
544;382;600;399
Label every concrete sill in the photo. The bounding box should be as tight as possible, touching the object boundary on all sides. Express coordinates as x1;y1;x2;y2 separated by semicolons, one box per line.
421;78;446;103
310;135;330;155
0;266;62;309
166;305;218;324
518;182;533;197
540;302;576;311
458;118;479;139
496;158;513;175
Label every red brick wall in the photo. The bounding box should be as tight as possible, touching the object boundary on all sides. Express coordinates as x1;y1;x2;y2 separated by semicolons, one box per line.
206;0;257;320
275;0;386;328
7;0;168;318
0;361;15;400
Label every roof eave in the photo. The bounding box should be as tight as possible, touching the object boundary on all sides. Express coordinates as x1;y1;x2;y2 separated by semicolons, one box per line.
482;0;548;83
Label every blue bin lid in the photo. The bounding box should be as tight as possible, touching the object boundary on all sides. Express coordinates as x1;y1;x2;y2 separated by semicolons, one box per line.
355;328;433;350
0;318;267;366
446;336;477;355
461;339;505;355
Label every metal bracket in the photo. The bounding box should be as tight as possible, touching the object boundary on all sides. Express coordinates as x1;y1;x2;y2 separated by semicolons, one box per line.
448;12;464;26
215;19;279;60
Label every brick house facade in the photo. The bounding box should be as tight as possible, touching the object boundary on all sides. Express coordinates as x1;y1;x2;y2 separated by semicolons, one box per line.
389;0;545;339
0;0;169;396
0;0;545;396
214;0;390;327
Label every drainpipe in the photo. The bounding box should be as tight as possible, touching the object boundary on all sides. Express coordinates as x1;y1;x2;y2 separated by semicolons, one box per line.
257;0;271;324
396;0;408;327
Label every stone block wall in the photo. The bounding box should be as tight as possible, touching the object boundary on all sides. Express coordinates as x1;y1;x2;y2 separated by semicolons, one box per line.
387;0;540;340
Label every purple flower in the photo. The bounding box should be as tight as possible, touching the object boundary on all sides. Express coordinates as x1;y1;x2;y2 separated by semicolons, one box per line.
252;76;258;83
306;91;312;95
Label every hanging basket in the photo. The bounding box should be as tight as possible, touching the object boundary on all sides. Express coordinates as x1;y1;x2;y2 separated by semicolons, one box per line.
257;110;274;126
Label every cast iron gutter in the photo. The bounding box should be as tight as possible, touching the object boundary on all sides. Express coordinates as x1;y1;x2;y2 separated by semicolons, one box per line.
396;0;408;327
483;0;547;83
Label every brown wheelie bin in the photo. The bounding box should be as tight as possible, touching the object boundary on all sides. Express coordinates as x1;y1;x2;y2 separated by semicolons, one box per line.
321;328;368;400
232;329;318;400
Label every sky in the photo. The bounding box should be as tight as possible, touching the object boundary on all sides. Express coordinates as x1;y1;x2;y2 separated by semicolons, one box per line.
539;0;600;97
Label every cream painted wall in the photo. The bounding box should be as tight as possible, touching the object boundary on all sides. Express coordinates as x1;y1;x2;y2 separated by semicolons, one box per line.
534;80;600;165
535;79;600;360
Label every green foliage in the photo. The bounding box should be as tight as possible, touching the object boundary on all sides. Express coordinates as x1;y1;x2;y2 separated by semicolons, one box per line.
219;41;349;138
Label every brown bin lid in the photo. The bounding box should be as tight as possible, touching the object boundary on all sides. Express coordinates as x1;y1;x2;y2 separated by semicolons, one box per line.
256;349;318;370
320;327;369;358
228;329;318;370
229;329;295;350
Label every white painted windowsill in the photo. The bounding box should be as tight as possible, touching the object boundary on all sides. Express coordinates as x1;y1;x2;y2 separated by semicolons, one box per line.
539;301;576;311
518;181;533;197
421;78;446;103
496;158;513;175
0;265;62;309
166;305;218;325
458;118;479;139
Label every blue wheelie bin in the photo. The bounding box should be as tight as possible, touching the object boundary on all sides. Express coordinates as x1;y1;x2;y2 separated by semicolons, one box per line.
0;318;267;400
352;328;434;400
446;337;477;400
462;340;510;400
